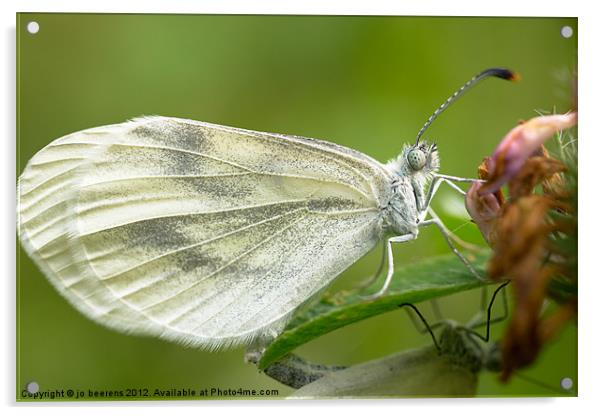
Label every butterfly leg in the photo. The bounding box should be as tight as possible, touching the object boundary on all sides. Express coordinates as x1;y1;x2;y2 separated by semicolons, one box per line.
426;207;481;252
434;173;484;184
419;217;486;281
431;176;499;314
425;173;483;210
398;303;443;352
426;206;489;320
355;240;387;291
421;175;473;221
363;233;417;300
467;280;510;332
402;303;446;335
422;175;483;252
421;177;445;219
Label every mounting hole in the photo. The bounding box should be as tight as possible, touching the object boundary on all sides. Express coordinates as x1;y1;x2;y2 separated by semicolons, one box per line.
560;377;573;390
560;26;573;39
26;381;39;394
26;21;40;34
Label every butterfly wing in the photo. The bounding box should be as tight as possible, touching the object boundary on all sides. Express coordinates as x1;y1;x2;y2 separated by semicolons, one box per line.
18;116;392;349
291;346;478;397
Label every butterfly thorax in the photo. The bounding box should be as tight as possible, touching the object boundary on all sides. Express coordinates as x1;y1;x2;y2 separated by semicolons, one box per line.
383;178;421;235
383;140;440;236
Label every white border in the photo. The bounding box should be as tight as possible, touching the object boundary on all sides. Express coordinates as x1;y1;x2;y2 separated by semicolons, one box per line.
8;0;579;16
2;1;599;414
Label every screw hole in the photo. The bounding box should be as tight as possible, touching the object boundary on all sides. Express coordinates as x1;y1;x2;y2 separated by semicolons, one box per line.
26;381;39;393
27;21;40;34
560;26;573;39
560;377;573;390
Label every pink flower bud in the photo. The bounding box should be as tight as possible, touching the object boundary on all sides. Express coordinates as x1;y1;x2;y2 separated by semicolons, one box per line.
478;113;576;196
465;181;502;245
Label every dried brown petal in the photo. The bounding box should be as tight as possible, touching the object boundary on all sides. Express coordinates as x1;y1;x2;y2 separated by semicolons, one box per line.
501;279;576;381
500;266;556;381
507;155;566;199
488;195;554;280
537;300;577;344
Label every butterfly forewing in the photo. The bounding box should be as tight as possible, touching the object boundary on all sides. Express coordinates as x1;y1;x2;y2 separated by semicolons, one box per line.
18;117;393;348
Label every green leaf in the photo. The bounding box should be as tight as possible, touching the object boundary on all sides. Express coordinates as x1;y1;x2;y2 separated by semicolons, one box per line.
258;250;491;369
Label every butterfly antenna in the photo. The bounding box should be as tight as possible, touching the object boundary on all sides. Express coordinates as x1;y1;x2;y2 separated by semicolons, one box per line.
414;68;519;145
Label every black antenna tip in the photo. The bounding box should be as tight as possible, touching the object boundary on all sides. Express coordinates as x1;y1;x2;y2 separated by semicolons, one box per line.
484;68;520;82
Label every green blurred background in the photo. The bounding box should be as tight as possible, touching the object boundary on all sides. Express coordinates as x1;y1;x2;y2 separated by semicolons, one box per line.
17;13;577;399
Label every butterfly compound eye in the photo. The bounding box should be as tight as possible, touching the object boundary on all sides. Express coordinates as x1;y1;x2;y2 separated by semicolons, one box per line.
407;148;427;171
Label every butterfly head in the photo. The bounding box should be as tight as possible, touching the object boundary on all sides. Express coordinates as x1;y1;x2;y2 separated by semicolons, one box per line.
406;140;439;175
388;140;439;179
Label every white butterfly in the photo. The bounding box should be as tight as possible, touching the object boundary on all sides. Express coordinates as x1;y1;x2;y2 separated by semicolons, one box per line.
17;69;514;350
